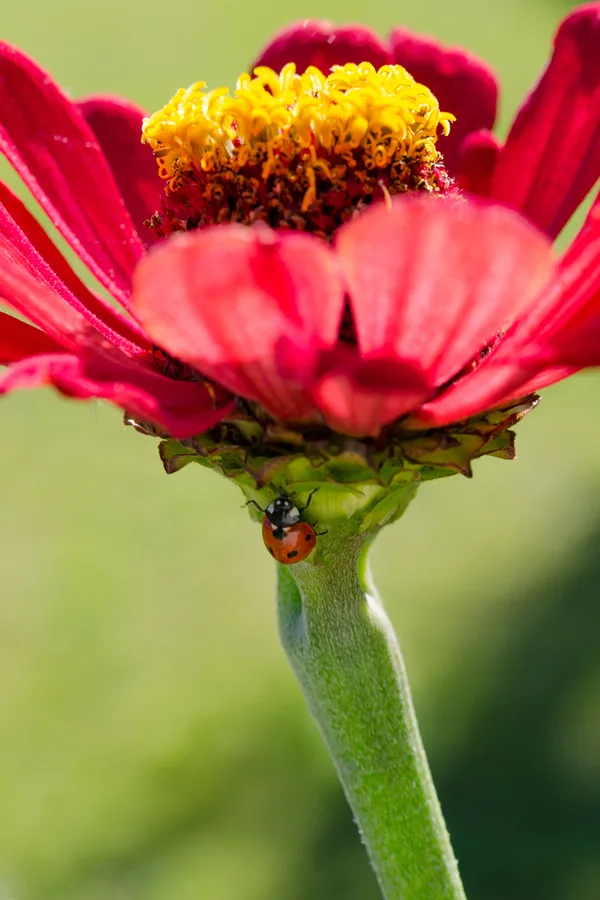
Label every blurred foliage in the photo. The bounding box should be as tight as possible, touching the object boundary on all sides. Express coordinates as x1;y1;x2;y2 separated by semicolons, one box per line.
0;0;599;898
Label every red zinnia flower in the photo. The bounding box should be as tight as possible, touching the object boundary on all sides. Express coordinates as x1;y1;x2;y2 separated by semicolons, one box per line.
0;5;599;484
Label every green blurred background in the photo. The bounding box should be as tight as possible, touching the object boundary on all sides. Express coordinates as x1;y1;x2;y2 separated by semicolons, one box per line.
1;1;599;898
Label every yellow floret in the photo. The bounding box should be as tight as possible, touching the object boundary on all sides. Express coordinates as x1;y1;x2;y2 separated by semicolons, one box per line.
142;62;455;180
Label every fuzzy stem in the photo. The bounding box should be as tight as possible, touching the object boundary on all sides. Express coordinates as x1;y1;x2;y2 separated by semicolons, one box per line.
277;531;466;900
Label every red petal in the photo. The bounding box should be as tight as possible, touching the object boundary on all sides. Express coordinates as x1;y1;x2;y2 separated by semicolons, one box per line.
413;356;574;427
0;241;152;363
496;365;577;401
489;193;600;365
414;192;600;424
531;295;600;367
379;190;600;429
313;350;431;436
0;311;61;363
412;281;582;426
79;96;162;251
389;29;498;171
0;42;144;307
132;225;344;421
490;5;600;238
337;196;555;388
0;351;233;437
412;361;531;427
0;242;98;348
251;20;390;73
543;193;600;331
0;180;149;356
455;130;501;196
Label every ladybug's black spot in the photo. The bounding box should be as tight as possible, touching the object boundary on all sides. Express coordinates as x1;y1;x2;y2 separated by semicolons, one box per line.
287;550;299;559
306;533;313;541
267;546;275;557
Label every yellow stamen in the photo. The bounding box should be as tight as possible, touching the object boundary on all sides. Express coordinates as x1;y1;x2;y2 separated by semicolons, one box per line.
142;62;455;182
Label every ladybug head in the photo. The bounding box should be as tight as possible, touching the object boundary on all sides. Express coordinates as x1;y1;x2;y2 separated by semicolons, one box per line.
265;495;300;528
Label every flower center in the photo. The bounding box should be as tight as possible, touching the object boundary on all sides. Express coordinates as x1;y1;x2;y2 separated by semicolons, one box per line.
142;62;456;238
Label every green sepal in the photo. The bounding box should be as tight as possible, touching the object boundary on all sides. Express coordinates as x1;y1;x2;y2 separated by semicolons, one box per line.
153;395;536;487
158;440;210;474
135;394;538;532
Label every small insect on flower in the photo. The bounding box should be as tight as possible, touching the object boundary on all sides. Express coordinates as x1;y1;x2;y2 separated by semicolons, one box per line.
246;489;325;564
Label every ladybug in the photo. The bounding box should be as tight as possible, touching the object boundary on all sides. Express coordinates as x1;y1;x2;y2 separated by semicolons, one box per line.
246;489;324;564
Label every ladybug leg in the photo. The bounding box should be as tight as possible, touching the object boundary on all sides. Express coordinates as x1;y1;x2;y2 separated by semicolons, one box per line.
298;487;319;514
243;499;266;513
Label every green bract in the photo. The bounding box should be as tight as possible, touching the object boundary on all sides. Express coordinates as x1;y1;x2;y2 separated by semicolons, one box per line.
128;394;537;536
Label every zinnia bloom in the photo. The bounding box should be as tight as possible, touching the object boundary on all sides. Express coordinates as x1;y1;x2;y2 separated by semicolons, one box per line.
1;4;600;490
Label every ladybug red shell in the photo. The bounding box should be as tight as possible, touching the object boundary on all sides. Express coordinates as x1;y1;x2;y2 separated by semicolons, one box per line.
246;490;322;565
262;516;317;564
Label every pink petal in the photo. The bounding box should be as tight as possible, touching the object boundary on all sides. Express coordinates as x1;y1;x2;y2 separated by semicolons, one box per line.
490;5;600;238
313;351;431;436
0;310;61;363
0;42;144;307
0;350;233;438
251;20;390;74
132;225;344;421
455;130;501;196
389;29;498;171
337;196;555;388
0;180;149;356
79;96;162;251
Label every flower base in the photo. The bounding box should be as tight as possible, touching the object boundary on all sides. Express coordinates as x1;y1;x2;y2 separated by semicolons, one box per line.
128;394;538;507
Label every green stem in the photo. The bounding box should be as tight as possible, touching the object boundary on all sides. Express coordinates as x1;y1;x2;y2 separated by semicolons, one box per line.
277;531;466;900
